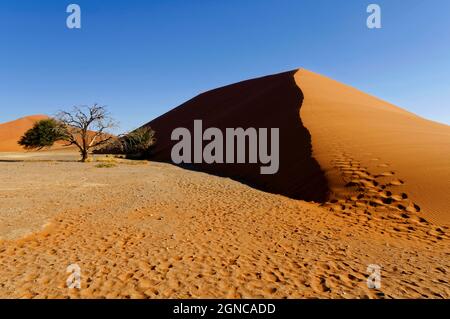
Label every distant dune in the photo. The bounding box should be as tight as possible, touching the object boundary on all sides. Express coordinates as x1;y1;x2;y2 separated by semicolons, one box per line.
0;115;98;153
0;115;49;152
142;69;450;225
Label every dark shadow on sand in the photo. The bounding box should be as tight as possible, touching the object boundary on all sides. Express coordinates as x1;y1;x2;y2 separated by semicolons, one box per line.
142;70;329;202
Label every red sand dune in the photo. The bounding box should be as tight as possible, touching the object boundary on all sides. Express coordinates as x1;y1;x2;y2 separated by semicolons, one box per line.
142;71;328;202
0;115;106;153
142;69;450;225
0;115;50;152
296;69;450;225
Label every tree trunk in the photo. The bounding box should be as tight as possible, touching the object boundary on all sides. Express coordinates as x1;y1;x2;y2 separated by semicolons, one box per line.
80;150;88;162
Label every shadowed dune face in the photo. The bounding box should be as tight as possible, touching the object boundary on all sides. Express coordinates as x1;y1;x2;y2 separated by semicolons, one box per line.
139;68;449;225
142;70;329;202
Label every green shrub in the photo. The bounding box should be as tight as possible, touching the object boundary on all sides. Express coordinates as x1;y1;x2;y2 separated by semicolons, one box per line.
120;127;156;159
18;119;68;149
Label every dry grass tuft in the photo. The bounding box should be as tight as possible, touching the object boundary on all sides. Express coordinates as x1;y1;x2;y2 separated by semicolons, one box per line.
95;162;117;168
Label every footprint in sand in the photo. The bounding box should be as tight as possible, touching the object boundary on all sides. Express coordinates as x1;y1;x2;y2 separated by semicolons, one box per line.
375;171;395;178
328;152;428;229
389;179;405;186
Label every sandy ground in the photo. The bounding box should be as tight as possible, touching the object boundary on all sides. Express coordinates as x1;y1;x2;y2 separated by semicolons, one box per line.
0;152;448;299
1;69;449;299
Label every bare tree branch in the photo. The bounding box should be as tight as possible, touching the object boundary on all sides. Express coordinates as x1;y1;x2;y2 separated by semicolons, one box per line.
56;104;117;162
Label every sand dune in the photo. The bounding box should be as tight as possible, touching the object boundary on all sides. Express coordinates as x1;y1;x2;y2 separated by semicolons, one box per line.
0;115;105;154
0;69;448;299
142;69;450;226
296;69;450;225
0;115;49;152
143;71;328;202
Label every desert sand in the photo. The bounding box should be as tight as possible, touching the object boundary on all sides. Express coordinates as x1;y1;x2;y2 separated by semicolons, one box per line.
296;69;450;225
0;69;449;299
0;155;448;299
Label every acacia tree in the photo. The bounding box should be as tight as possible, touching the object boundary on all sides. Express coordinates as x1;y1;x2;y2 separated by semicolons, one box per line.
56;104;116;162
18;118;68;150
19;105;116;162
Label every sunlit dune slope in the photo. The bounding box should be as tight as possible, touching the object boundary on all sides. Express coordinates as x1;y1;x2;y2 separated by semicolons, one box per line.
296;69;450;225
141;69;449;225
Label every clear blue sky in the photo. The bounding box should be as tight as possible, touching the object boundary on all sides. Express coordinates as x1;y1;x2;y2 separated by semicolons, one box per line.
1;0;449;132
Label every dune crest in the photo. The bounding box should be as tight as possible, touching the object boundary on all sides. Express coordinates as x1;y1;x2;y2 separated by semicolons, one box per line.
143;70;329;202
0;71;449;299
296;69;450;225
142;68;449;225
